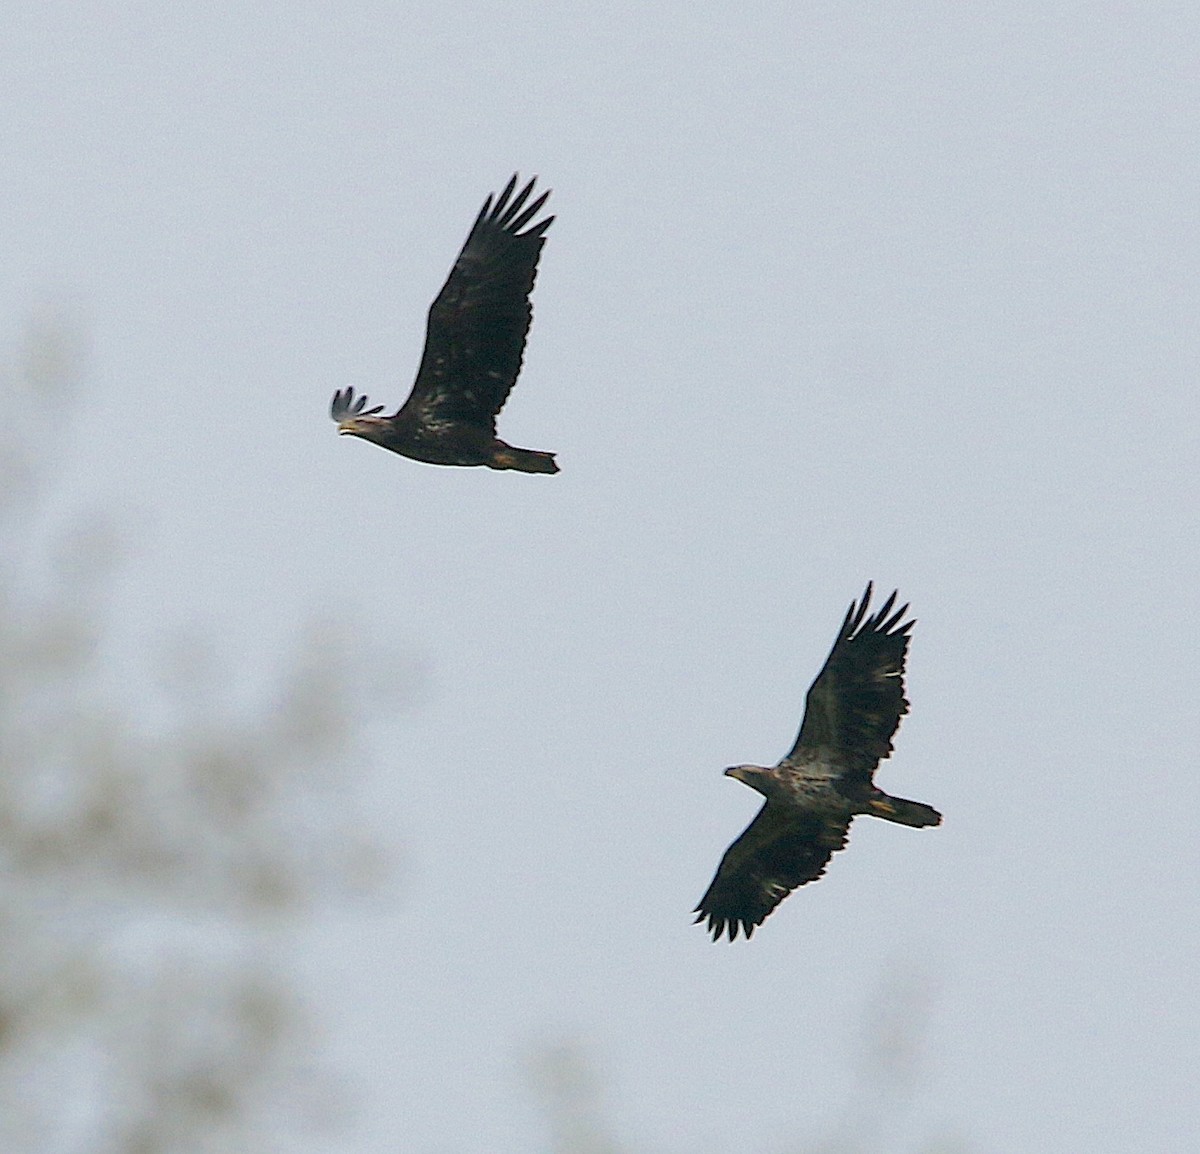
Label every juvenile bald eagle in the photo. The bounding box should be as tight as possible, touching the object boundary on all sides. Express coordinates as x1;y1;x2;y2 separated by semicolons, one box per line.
694;584;940;941
331;175;558;473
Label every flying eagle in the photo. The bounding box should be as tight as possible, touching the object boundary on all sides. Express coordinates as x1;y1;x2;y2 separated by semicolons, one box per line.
331;175;558;473
694;584;941;941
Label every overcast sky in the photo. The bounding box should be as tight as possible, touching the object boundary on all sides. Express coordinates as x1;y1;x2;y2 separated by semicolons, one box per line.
4;3;1199;1152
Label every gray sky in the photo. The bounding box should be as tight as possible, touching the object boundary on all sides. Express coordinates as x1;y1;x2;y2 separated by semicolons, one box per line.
4;2;1199;1151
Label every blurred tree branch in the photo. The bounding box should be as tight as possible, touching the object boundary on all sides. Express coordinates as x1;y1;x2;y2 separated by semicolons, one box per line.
528;970;970;1154
529;1042;625;1154
0;315;390;1152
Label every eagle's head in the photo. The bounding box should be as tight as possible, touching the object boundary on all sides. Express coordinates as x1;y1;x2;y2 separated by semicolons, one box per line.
725;764;775;797
337;416;386;441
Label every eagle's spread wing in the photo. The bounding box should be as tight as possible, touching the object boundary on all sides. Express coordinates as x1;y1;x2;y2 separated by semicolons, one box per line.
784;583;913;788
694;803;849;941
398;175;554;432
330;386;384;422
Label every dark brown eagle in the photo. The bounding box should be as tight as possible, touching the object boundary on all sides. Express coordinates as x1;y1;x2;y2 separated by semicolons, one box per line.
694;584;941;941
331;175;558;473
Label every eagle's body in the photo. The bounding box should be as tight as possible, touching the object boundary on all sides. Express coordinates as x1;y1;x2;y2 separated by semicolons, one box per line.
332;175;558;473
694;584;941;942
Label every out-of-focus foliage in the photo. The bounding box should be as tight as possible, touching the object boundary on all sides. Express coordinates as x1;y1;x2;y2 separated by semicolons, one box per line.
529;972;971;1154
529;1043;625;1154
797;969;967;1154
0;317;383;1153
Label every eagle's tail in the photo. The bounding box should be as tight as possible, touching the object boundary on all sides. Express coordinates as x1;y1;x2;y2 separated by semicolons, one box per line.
867;792;942;828
488;443;560;474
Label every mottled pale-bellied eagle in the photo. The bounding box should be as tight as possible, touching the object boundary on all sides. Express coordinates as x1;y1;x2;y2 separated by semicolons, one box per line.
331;175;558;473
695;584;941;941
